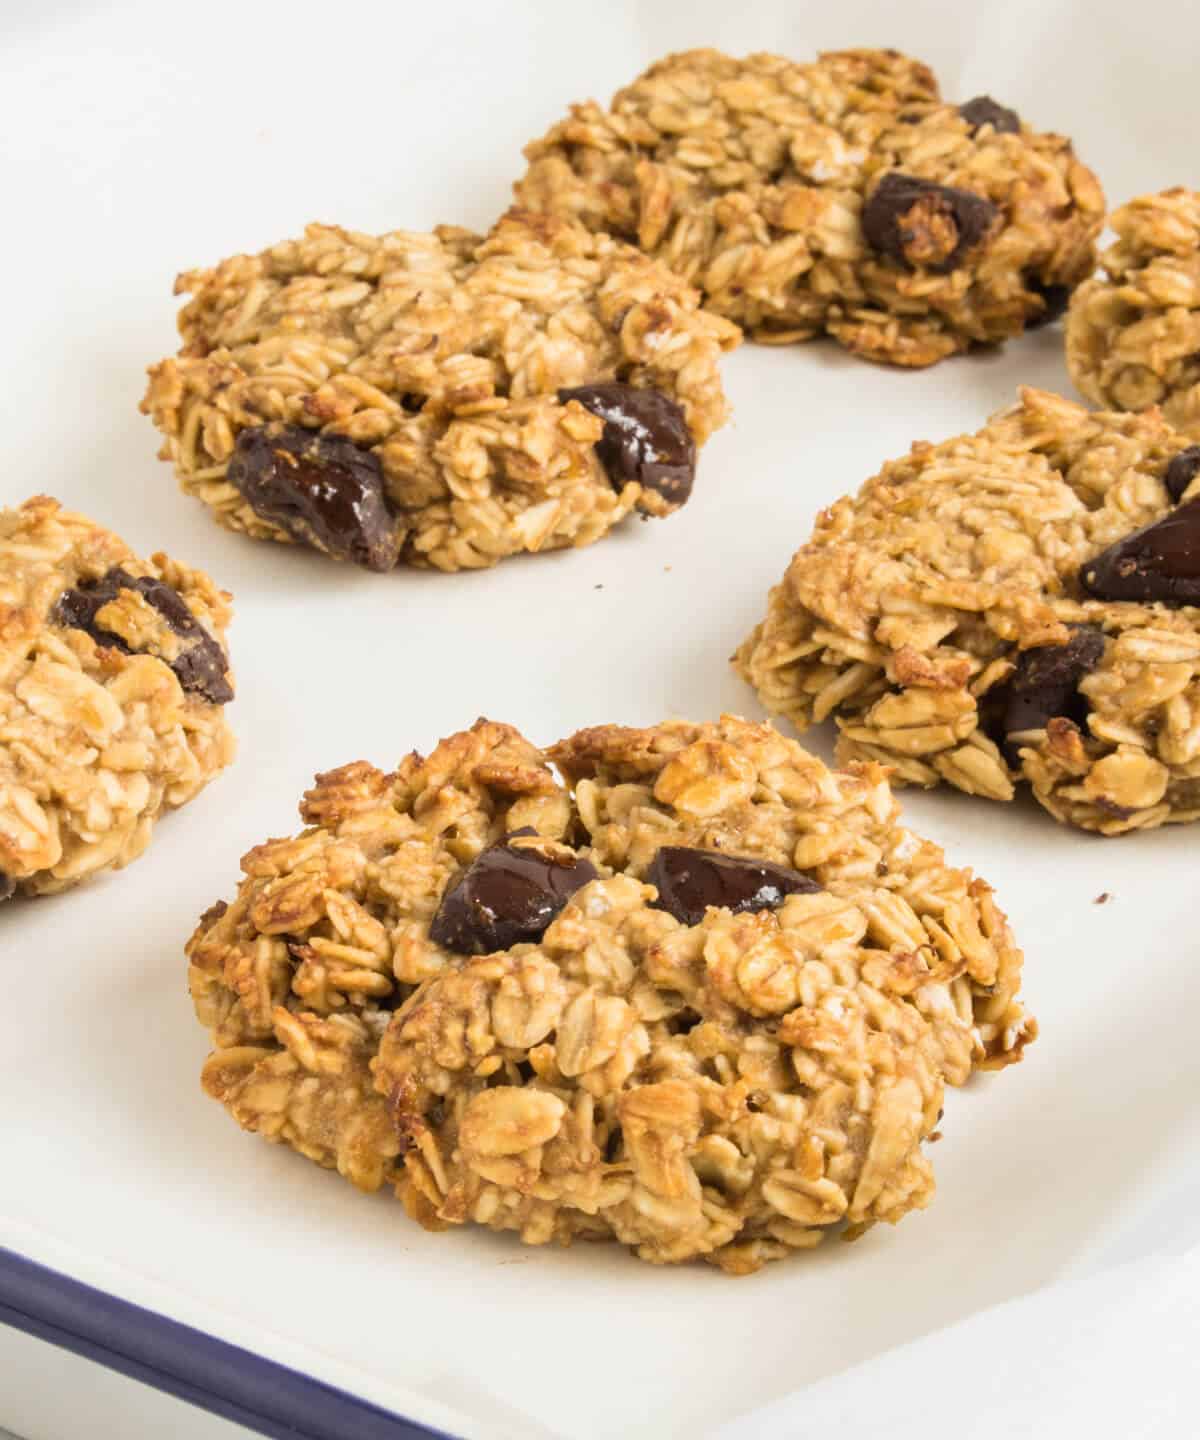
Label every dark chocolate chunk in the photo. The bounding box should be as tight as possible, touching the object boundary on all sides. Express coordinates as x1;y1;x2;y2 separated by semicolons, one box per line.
646;846;820;928
0;870;14;903
429;840;599;955
1025;277;1071;329
976;685;1010;753
959;96;1021;135
557;383;696;507
226;425;399;571
1164;446;1200;504
1080;498;1200;605
1002;626;1106;759
52;567;233;705
861;173;999;274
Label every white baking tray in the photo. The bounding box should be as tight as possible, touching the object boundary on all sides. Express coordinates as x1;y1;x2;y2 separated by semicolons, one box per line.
1;1;1196;1436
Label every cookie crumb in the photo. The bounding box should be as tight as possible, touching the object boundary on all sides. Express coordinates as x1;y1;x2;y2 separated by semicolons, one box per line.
1093;891;1112;905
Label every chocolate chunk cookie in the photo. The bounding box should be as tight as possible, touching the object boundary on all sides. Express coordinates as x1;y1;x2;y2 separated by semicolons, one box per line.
515;48;1104;366
1067;188;1200;435
735;390;1200;834
1;497;235;897
189;716;1031;1273
142;211;738;572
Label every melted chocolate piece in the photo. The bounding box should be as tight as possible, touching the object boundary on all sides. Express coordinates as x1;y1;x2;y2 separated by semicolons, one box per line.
959;96;1021;135
558;383;696;507
861;173;999;274
52;568;233;705
1025;277;1071;328
0;871;14;903
226;426;399;571
646;847;820;928
1164;446;1200;504
1080;498;1200;605
1002;626;1106;760
429;839;599;955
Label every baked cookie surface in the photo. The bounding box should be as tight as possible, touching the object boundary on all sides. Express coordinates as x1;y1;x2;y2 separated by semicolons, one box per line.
1067;188;1200;435
142;211;739;573
190;716;1031;1273
515;48;1104;366
736;389;1200;834
0;497;235;897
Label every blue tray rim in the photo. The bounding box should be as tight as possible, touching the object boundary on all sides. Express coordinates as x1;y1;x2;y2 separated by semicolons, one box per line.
0;1244;455;1440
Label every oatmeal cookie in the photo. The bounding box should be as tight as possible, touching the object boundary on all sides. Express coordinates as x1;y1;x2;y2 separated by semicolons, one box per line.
189;716;1031;1273
141;211;739;573
515;48;1104;366
735;389;1200;834
1067;188;1200;434
0;496;235;897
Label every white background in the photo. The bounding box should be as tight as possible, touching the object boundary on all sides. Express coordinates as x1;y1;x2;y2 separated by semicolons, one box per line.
1;1;1197;1437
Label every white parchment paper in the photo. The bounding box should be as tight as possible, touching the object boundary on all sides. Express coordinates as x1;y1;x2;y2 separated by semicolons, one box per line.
1;1;1196;1435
